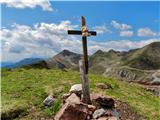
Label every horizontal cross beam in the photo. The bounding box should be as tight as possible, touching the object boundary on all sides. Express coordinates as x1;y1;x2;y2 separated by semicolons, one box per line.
68;30;97;36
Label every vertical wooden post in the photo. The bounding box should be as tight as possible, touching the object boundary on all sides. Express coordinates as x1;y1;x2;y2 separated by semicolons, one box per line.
79;60;91;104
82;36;88;74
81;16;89;74
68;16;96;104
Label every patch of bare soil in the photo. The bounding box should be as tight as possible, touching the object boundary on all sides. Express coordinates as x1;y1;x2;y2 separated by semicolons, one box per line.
115;100;143;120
129;81;160;96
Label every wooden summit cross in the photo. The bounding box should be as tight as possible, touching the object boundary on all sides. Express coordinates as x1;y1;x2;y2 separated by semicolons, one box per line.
68;16;97;104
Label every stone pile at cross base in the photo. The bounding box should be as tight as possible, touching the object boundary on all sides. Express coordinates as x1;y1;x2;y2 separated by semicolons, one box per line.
54;83;119;120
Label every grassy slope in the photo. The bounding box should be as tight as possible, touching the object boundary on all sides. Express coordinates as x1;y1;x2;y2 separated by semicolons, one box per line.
1;68;160;120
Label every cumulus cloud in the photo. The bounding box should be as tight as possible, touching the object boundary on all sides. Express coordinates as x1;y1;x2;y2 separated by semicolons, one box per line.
1;22;160;62
0;0;53;11
111;20;133;37
137;27;157;37
120;31;133;37
1;21;81;62
92;25;111;34
111;20;132;31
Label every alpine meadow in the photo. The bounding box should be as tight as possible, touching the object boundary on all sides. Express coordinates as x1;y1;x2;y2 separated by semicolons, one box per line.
1;1;160;120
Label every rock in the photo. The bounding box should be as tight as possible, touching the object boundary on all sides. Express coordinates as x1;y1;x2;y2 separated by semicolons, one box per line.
91;93;115;108
54;102;89;120
104;109;113;116
62;93;71;103
90;92;103;100
107;116;118;120
97;97;115;108
96;83;112;89
97;116;118;120
43;95;55;106
104;109;119;119
69;84;82;95
88;105;96;112
118;70;136;80
92;108;106;119
65;93;80;104
97;117;108;120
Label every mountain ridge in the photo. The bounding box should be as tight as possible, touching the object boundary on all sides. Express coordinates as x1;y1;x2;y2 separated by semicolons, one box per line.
4;42;160;84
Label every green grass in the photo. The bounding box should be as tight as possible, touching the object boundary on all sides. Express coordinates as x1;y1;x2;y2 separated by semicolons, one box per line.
1;68;160;120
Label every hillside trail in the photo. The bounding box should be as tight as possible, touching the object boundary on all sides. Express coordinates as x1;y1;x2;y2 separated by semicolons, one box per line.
141;70;160;96
134;70;160;96
151;70;160;84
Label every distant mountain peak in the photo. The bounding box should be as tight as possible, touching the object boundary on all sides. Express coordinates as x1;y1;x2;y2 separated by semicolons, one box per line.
94;49;104;54
144;41;160;50
108;49;119;53
148;41;160;46
58;49;81;56
61;49;71;53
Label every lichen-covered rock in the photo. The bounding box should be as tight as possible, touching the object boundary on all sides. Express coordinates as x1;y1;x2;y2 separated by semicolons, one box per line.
69;84;82;94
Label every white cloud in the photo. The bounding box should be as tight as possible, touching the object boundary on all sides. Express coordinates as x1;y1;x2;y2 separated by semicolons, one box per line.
111;20;133;37
120;31;133;37
1;22;160;62
92;25;111;34
0;0;53;11
111;20;132;31
137;27;157;37
1;21;81;62
88;38;160;54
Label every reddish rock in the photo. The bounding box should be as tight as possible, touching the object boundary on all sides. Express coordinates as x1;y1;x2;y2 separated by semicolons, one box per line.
97;117;108;120
55;92;91;120
65;93;80;104
97;97;114;108
87;105;96;112
96;83;112;89
91;93;115;108
108;116;118;120
62;93;71;103
90;92;103;100
54;102;89;120
97;116;118;120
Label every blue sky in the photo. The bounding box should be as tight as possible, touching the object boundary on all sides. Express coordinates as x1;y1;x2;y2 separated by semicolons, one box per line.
1;1;160;62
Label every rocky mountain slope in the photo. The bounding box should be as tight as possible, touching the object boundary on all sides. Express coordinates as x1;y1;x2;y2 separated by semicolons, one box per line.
89;42;160;84
27;50;81;70
24;42;160;84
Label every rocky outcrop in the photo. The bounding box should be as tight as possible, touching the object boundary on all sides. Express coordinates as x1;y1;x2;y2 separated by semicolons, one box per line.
104;68;137;81
117;69;136;80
